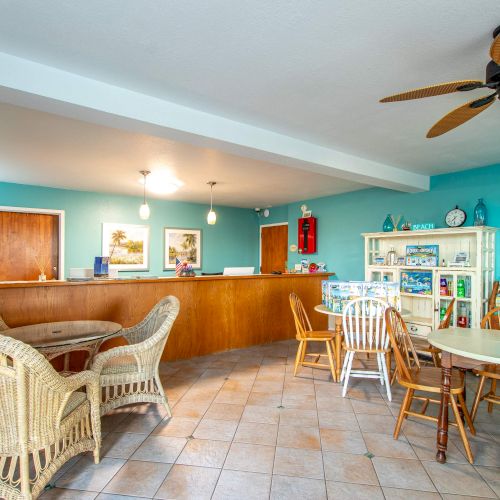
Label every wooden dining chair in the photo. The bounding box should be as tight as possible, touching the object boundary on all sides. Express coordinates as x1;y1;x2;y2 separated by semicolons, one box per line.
289;293;337;381
470;306;500;422
487;281;499;329
341;297;391;400
385;307;475;463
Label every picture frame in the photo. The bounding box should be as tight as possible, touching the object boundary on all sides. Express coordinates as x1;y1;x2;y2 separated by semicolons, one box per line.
164;228;202;270
102;223;150;271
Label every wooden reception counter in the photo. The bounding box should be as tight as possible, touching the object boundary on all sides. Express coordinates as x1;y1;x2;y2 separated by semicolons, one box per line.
0;273;332;361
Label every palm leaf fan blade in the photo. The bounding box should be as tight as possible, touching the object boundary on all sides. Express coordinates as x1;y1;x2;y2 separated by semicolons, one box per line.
380;80;484;103
491;34;500;64
426;94;496;138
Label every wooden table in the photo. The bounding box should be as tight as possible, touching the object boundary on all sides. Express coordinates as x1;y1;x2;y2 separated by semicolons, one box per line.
7;320;122;371
428;327;500;463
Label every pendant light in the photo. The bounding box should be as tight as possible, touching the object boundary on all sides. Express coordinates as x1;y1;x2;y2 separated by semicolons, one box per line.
139;170;151;220
207;181;217;225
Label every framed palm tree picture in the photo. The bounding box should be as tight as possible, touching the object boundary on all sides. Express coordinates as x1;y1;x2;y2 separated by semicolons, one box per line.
102;223;150;271
164;228;202;270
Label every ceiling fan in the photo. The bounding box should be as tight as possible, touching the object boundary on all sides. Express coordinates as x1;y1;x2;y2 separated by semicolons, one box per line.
380;25;500;138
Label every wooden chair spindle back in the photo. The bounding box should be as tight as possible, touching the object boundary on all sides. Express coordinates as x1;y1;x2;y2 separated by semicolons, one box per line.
289;293;312;340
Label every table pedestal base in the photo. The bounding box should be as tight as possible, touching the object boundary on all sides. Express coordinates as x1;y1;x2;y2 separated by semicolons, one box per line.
437;351;452;463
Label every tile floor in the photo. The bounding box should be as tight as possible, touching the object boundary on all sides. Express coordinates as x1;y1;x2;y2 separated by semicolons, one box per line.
42;340;499;499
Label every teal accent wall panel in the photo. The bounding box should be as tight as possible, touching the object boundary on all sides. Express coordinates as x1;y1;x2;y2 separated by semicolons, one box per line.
0;182;259;276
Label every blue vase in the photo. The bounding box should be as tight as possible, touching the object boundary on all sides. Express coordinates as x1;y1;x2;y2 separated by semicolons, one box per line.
474;198;487;226
383;214;394;232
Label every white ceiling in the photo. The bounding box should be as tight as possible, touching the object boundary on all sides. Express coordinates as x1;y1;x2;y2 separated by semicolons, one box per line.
0;0;498;204
0;102;367;207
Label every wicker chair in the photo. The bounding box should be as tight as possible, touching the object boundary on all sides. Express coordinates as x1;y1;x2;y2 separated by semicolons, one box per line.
91;295;180;417
0;314;9;331
0;335;101;500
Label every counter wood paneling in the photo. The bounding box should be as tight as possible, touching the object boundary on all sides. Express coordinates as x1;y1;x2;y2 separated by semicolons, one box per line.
0;274;332;361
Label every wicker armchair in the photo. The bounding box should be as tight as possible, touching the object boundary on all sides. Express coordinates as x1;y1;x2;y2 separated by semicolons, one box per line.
91;295;180;417
0;314;9;331
0;335;101;500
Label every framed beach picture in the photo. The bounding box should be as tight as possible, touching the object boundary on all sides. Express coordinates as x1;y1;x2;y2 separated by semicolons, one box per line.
164;228;202;269
102;223;150;271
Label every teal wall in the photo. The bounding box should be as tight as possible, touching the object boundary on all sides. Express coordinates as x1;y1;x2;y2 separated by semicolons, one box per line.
260;164;500;280
0;182;259;277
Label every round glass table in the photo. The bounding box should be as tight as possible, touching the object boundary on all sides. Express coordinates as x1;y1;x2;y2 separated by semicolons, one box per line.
7;320;122;370
428;327;500;464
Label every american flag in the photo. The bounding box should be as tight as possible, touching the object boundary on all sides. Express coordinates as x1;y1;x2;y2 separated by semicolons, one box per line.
175;257;183;276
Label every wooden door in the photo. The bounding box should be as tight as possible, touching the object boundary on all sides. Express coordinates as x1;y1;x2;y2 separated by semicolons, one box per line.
0;211;59;281
261;224;288;274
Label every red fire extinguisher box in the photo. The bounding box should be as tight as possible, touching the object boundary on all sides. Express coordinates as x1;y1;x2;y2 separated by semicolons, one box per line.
298;217;317;254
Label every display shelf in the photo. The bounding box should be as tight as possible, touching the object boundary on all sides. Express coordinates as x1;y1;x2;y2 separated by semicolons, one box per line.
364;227;496;332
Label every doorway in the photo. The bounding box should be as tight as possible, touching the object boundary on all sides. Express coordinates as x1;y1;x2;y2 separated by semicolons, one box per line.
260;223;288;274
0;207;64;281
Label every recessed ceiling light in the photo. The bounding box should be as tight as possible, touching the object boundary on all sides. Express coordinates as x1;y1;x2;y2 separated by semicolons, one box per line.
139;171;183;195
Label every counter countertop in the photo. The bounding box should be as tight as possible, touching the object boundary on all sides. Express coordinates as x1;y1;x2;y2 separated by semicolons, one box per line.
0;272;334;289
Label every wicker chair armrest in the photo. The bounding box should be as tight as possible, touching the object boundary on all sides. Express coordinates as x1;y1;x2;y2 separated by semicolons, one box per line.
91;344;142;374
61;369;100;394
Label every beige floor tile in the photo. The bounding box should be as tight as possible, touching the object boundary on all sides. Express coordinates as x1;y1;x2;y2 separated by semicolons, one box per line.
131;435;187;463
281;393;317;410
56;457;126;492
204;403;245;421
382;487;441;499
351;399;392;415
101;433;147;459
115;411;165;434
314;383;344;399
176;438;230;468
192;418;238;441
273;447;323;479
270;475;327;500
325;480;384;499
100;413;132;433
152;416;200;438
97;494;147;499
241;404;280;424
172;400;211;419
356;413;396;435
440;495;498;500
277;425;321;450
319;429;367;454
318;410;359;431
399;418;437;438
323;451;379;485
223;442;275;474
371;457;436;492
40;489;97;499
155;464;220;500
363;432;417;459
316;397;353;413
212;470;271;500
279;408;318;427
475;466;500;497
252;380;283;393
213;389;250;405
406;435;468;464
246;391;282;407
468;433;500;466
103;460;171;497
422;461;496;497
234;421;278;446
283;381;316;395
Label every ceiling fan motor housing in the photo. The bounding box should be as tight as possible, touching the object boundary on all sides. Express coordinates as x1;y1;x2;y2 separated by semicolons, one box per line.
485;60;500;85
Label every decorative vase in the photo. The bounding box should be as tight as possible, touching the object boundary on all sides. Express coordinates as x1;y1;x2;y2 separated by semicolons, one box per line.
473;198;487;226
383;214;394;232
38;273;46;282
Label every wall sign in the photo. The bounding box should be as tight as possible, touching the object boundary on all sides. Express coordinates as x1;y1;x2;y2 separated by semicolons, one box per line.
411;222;435;231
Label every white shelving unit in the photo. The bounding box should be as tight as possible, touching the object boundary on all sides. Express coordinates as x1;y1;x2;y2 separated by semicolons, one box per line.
363;227;496;340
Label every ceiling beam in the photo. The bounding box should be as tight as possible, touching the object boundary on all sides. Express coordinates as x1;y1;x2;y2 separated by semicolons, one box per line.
0;52;429;192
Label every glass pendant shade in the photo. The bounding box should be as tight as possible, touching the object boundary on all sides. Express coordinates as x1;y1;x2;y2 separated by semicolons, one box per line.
139;203;150;220
207;209;216;225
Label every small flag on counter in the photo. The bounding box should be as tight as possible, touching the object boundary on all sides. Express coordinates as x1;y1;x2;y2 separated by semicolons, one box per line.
175;257;183;276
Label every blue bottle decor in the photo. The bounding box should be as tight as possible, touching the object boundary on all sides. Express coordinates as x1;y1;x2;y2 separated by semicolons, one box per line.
383;214;394;232
474;198;487;226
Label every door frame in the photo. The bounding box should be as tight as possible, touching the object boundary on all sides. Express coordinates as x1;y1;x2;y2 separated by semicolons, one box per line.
259;222;288;271
0;206;65;279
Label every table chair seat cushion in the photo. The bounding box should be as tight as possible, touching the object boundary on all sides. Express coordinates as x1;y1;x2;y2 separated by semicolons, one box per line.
62;391;88;419
100;355;138;375
402;366;464;393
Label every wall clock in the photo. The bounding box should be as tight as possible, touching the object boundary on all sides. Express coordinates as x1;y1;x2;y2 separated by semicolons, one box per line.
445;206;467;227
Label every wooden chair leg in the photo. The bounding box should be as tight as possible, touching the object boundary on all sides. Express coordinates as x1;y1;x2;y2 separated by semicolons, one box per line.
300;340;307;366
325;340;336;382
457;392;475;435
294;341;304;376
488;379;497;413
470;375;486;422
450;394;474;464
394;388;412;439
